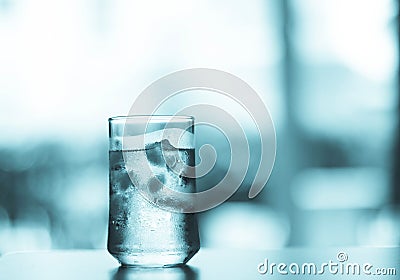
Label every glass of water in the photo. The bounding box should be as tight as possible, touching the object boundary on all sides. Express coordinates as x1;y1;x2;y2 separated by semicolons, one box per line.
107;115;200;267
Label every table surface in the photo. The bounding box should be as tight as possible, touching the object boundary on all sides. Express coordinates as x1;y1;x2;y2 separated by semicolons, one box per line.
0;247;399;279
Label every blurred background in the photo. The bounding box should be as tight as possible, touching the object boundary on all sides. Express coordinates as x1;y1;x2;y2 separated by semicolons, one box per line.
0;0;398;254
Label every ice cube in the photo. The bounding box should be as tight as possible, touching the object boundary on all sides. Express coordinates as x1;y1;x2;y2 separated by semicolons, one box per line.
145;142;164;166
160;138;177;150
147;175;165;194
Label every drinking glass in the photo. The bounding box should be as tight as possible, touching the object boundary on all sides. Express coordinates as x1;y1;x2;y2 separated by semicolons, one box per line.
107;115;200;267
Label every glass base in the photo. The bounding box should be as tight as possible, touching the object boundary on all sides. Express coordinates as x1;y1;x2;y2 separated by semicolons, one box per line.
109;248;200;267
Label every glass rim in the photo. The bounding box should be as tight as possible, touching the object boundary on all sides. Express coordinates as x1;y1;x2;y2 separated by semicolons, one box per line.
108;115;194;122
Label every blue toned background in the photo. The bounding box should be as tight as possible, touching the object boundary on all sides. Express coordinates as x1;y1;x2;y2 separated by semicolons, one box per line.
0;0;398;253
